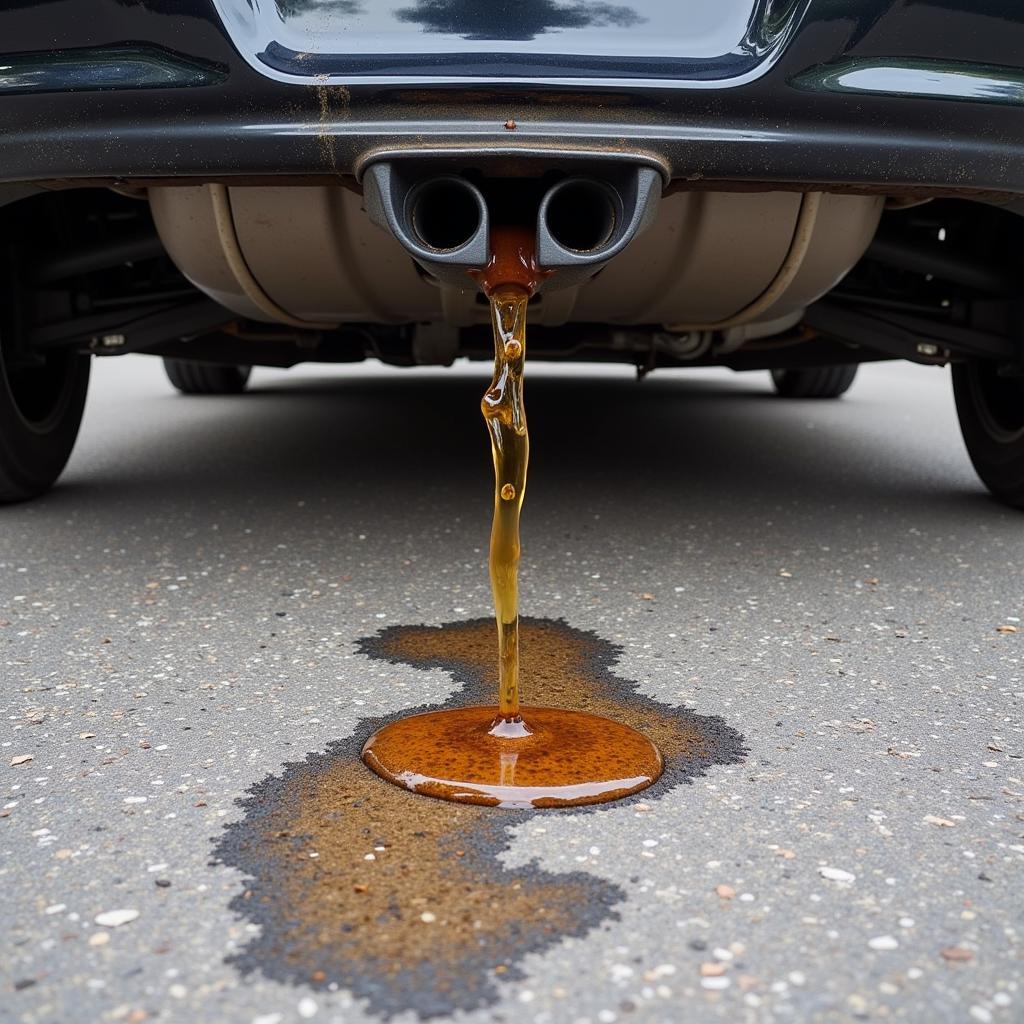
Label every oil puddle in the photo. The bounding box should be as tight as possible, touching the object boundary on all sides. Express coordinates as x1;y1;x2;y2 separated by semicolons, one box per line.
214;617;745;1019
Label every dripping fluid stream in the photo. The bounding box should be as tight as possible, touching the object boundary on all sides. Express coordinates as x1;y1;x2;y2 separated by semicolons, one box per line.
361;226;663;807
483;285;529;730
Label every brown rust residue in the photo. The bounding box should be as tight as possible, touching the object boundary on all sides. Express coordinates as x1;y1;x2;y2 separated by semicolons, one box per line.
215;618;744;1019
468;224;551;296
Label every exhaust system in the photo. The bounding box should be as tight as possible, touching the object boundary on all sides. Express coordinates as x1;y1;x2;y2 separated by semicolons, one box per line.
363;163;490;286
363;161;660;291
536;167;661;287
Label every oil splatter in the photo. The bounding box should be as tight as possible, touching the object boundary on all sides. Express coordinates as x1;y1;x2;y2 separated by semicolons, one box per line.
214;617;744;1018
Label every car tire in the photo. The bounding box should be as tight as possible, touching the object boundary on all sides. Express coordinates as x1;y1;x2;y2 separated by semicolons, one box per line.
0;340;91;504
163;359;251;395
952;360;1024;508
770;365;858;399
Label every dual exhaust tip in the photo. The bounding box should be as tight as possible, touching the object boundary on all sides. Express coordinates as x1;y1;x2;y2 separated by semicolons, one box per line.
363;162;661;289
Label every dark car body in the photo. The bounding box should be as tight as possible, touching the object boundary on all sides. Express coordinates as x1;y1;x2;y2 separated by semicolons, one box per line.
2;1;1024;506
2;1;1024;192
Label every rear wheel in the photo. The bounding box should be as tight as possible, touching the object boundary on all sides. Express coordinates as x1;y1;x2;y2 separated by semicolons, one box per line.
770;365;858;398
0;342;91;503
0;246;91;503
163;359;251;395
952;360;1024;508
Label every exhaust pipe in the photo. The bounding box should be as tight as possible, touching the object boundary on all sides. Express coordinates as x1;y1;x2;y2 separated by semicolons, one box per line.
536;166;661;286
363;160;661;290
363;164;489;285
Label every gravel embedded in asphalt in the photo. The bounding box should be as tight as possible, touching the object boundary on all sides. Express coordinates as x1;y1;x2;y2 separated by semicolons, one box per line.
1;355;1022;1023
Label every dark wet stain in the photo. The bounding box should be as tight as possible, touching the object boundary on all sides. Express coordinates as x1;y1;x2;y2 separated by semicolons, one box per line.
214;617;745;1019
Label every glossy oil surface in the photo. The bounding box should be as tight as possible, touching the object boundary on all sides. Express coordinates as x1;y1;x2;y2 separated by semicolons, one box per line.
362;704;663;808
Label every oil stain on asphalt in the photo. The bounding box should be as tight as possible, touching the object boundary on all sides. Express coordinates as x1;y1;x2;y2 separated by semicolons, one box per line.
214;618;746;1019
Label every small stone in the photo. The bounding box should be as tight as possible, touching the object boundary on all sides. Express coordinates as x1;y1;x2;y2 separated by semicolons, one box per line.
297;997;317;1019
419;911;437;923
868;935;899;951
714;884;735;899
700;977;730;990
940;946;973;962
819;866;856;883
923;815;956;828
88;932;110;947
95;909;139;928
154;879;171;888
969;1007;993;1024
10;755;33;767
700;963;726;977
995;625;1017;634
79;733;96;740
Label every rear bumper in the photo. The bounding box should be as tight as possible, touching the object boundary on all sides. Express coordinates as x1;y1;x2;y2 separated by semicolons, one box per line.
1;1;1024;196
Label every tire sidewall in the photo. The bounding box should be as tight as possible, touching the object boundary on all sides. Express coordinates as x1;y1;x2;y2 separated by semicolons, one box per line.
0;346;90;500
952;362;1024;506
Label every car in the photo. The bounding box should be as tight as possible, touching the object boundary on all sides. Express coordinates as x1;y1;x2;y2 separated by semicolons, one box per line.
2;1;1024;506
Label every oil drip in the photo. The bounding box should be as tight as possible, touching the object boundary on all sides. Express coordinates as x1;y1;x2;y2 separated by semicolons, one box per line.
361;227;664;808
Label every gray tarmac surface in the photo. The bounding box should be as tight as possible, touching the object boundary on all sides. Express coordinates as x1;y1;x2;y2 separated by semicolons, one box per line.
2;356;1022;1024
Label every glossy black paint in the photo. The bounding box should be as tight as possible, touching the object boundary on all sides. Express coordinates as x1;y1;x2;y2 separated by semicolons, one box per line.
0;0;1023;194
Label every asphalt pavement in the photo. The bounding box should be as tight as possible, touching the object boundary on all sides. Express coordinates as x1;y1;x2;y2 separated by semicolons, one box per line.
2;355;1022;1024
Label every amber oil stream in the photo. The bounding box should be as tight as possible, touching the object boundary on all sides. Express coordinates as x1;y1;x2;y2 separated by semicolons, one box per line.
361;225;663;807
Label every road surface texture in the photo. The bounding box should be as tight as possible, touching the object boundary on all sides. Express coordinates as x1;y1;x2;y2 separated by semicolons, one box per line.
2;356;1022;1024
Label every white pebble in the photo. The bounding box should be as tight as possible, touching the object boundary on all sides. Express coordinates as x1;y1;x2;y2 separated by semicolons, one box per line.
44;904;66;915
701;977;730;991
899;917;915;928
819;867;856;883
297;996;318;1019
94;909;139;928
252;1015;282;1024
868;935;899;951
419;912;436;923
969;1008;992;1024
